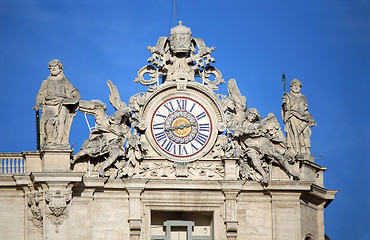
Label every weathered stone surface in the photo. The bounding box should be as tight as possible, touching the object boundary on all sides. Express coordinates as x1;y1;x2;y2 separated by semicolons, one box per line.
282;78;316;159
0;189;25;239
41;149;72;171
33;59;80;151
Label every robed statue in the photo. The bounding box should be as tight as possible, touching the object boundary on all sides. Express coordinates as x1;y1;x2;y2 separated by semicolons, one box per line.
33;59;80;150
282;78;316;158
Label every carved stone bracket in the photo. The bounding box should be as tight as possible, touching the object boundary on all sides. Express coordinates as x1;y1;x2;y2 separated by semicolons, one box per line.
175;162;189;177
221;181;243;240
27;192;43;228
45;189;72;226
125;180;147;240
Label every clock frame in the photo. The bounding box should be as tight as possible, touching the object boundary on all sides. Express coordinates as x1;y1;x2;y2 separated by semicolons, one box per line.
145;91;219;162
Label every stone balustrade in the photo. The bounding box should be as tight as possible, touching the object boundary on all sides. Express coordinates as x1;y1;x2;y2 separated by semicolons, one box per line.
0;153;25;174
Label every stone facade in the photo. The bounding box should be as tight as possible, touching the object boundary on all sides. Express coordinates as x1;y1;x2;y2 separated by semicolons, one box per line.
0;155;336;240
0;22;336;240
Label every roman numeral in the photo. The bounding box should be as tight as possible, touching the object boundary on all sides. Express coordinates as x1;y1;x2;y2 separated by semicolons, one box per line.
154;131;166;142
155;111;167;120
164;141;175;154
196;112;207;120
153;122;164;130
163;101;175;113
190;143;198;153
178;145;188;156
194;132;208;146
176;99;187;111
199;123;210;132
189;103;196;112
160;139;167;147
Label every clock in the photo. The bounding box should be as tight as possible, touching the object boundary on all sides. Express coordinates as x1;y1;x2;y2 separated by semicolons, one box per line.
147;94;217;162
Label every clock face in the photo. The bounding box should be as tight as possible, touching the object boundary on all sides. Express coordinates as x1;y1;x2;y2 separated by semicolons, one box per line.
150;97;213;160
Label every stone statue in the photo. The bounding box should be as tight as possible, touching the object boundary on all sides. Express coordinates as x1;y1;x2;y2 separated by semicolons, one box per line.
71;80;132;177
222;79;247;127
135;21;224;89
282;78;316;158
232;108;299;184
33;59;80;150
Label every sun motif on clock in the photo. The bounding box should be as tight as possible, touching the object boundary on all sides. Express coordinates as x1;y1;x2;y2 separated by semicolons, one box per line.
150;97;212;160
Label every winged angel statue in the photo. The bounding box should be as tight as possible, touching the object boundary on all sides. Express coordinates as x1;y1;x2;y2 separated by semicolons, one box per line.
71;80;147;177
219;79;299;184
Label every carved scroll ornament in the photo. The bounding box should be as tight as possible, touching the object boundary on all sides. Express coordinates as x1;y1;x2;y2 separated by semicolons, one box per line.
27;192;43;228
45;190;72;225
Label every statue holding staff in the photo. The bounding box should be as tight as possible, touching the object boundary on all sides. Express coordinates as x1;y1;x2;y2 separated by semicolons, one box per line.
282;78;316;158
33;59;80;150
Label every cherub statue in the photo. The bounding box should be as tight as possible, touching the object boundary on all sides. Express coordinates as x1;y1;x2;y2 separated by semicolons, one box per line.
282;78;316;158
232;108;299;184
33;59;80;150
71;80;132;177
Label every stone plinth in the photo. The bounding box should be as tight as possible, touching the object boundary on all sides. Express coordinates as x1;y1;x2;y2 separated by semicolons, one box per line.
223;157;238;180
41;150;72;172
23;151;42;172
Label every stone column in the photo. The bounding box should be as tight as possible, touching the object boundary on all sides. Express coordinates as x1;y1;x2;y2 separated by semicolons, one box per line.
270;192;301;240
125;179;147;240
221;181;243;240
317;202;326;240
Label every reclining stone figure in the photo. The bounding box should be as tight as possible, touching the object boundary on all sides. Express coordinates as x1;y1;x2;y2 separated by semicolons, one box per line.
231;108;299;184
71;81;131;176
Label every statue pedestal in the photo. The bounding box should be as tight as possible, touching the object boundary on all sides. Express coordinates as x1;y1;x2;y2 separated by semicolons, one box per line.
297;155;327;187
31;172;83;240
41;150;72;172
223;157;238;180
297;153;314;162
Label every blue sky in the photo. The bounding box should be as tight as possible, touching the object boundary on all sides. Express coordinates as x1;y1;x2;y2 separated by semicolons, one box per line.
0;0;369;239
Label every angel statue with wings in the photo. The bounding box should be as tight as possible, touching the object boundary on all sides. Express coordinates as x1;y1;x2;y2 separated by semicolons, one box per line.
71;80;146;177
223;79;299;184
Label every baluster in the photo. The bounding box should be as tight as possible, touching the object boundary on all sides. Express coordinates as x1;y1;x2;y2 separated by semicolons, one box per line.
22;158;25;173
13;159;17;173
10;159;13;173
1;159;4;173
6;159;8;173
18;159;21;173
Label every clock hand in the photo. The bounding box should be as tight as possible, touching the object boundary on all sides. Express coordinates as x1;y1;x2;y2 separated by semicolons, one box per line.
165;123;196;132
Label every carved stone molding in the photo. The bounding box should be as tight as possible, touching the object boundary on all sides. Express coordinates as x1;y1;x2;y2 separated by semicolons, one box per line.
137;160;224;179
45;189;72;226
